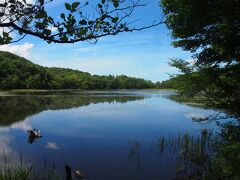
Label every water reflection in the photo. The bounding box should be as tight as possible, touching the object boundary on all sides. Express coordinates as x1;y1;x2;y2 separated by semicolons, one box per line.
0;135;21;167
0;90;220;179
0;92;145;126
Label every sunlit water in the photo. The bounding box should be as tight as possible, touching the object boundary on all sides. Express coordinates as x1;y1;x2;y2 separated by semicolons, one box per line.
0;90;219;179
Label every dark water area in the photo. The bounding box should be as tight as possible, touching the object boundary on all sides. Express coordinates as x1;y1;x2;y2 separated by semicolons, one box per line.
0;90;219;179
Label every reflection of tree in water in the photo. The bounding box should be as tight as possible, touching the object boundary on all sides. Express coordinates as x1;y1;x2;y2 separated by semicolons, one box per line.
0;94;144;126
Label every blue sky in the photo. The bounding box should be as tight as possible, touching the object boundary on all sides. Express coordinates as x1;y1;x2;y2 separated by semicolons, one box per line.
1;0;192;82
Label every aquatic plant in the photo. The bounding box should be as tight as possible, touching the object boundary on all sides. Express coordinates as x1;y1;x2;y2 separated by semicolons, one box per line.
0;151;61;180
156;129;213;179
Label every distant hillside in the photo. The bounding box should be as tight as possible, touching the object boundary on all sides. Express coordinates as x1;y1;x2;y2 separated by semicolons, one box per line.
0;51;155;90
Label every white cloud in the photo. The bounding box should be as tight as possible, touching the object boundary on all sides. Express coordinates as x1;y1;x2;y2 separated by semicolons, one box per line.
46;142;59;150
0;135;20;166
9;119;32;131
185;112;209;122
0;136;13;155
0;117;32;132
0;43;34;59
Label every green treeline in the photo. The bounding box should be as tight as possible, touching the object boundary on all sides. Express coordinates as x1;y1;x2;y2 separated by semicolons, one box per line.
0;51;155;90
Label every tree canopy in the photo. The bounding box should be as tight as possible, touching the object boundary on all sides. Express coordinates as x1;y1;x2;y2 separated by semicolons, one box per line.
0;51;155;89
161;0;240;66
160;0;240;119
159;1;240;178
0;0;162;44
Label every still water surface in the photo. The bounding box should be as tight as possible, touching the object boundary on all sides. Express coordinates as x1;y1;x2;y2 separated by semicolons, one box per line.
0;90;218;179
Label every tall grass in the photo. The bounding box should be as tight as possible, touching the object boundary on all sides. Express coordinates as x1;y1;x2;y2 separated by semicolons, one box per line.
156;129;213;178
0;150;61;180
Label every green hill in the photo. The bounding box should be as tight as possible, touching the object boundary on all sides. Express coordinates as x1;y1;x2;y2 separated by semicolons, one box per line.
0;51;155;90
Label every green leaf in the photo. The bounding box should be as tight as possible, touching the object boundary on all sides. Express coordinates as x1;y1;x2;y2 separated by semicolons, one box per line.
7;36;13;42
124;27;129;31
19;31;23;35
79;20;87;25
58;27;64;32
88;21;94;25
35;12;44;19
35;22;45;29
60;13;65;19
111;17;119;23
66;23;75;33
103;29;109;33
113;2;119;8
78;28;87;36
2;32;8;37
44;29;51;36
71;9;77;13
72;2;80;9
35;10;47;19
61;35;68;42
113;1;119;8
65;3;71;11
98;3;102;9
48;17;54;23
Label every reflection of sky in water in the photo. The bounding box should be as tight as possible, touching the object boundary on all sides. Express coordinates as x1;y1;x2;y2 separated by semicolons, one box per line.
0;90;220;179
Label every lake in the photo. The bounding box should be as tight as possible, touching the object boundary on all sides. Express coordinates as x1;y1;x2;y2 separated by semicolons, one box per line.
0;90;218;179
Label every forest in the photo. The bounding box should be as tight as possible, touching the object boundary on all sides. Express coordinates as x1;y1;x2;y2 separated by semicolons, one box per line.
0;51;155;90
0;0;239;179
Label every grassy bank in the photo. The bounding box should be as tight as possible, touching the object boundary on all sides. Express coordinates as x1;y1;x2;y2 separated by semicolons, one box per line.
168;94;209;107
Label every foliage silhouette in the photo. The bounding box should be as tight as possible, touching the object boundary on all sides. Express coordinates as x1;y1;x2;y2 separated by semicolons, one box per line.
0;0;163;44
